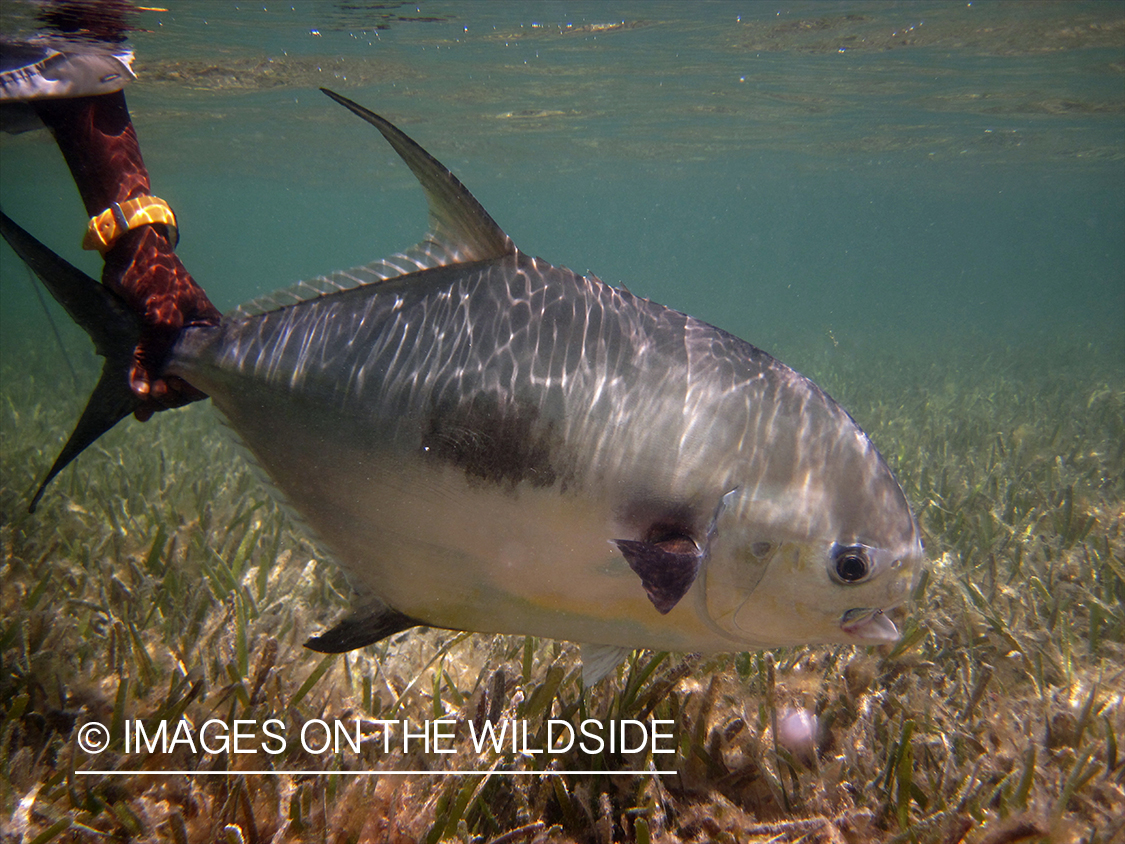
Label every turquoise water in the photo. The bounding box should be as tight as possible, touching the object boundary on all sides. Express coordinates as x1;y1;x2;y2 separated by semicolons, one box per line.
1;4;1123;838
1;1;1122;366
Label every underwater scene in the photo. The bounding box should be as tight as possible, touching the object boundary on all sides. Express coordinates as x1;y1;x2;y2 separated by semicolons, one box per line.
0;2;1122;842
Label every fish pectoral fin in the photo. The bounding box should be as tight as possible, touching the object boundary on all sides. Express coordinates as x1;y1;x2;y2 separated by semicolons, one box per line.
304;603;422;653
615;538;702;614
581;643;632;686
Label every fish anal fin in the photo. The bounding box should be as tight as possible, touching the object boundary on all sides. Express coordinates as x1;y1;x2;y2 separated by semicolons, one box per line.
304;604;423;653
581;643;632;686
615;538;702;614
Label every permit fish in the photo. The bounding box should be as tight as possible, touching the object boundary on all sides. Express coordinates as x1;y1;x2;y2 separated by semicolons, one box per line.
2;89;923;683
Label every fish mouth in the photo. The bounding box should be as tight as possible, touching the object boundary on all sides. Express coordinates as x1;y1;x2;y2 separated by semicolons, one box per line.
840;607;900;643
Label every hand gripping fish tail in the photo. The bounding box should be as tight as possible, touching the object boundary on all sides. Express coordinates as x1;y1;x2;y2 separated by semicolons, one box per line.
2;23;221;511
4;83;924;677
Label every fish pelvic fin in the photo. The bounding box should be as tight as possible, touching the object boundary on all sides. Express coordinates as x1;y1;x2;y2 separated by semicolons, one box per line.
580;644;632;686
1;210;143;513
320;88;515;265
304;602;423;653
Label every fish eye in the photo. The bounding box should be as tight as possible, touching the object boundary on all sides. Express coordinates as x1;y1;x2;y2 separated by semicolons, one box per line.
832;544;871;584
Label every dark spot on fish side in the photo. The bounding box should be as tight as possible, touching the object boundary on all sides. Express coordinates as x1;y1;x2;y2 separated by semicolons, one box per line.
644;524;698;553
421;393;562;489
751;541;773;557
619;500;704;541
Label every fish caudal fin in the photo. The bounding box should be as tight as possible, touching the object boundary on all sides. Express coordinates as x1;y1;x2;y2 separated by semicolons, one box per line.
0;210;142;512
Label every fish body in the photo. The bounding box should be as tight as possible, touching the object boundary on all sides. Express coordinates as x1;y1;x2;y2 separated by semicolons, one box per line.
4;90;923;676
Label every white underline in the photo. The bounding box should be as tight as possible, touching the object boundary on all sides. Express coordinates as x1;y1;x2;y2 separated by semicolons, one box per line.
77;769;675;776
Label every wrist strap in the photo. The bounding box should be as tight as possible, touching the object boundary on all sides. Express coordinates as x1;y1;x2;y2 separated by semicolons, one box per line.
83;195;178;253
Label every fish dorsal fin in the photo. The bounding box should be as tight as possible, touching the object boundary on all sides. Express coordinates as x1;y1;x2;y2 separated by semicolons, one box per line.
322;87;514;264
236;90;515;318
235;244;454;316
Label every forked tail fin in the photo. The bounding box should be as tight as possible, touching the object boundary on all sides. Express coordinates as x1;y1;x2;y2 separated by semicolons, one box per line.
0;210;143;512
